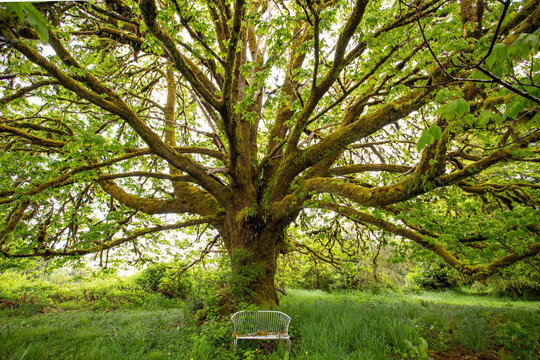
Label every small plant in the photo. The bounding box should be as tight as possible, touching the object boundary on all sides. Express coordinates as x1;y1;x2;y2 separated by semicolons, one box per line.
199;318;233;347
496;320;538;360
453;310;492;352
191;334;214;359
403;337;430;359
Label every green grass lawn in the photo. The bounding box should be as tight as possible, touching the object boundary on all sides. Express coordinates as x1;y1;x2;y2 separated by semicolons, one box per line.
0;309;192;360
1;289;539;360
281;290;539;359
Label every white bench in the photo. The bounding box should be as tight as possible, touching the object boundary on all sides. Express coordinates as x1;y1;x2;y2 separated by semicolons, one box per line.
231;310;291;351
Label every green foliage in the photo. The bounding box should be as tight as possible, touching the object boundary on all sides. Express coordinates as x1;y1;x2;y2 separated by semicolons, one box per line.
185;272;220;314
0;309;191;359
0;0;538;316
4;2;49;41
496;316;539;360
1;276;540;360
434;90;463;104
453;308;492;352
228;249;265;305
440;99;470;121
280;289;540;359
278;212;412;294
408;263;460;291
508;33;539;59
0;269;181;313
489;275;540;301
477;110;502;127
486;43;512;77
135;263;191;299
190;334;214;359
287;262;339;292
403;337;429;359
417;124;442;152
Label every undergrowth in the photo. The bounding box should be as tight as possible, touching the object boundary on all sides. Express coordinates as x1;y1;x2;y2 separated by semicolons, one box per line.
0;272;539;360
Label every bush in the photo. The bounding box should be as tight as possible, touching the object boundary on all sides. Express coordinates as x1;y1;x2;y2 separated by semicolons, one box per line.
408;263;460;291
0;271;59;306
489;275;540;300
186;266;234;319
296;264;338;292
135;263;192;299
0;269;176;311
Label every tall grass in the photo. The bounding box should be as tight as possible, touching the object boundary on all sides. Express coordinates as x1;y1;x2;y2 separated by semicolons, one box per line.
280;289;539;360
0;309;191;360
283;300;416;359
411;290;540;309
1;281;539;359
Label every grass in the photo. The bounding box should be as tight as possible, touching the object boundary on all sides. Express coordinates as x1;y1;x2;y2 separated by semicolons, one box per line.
281;290;539;359
1;281;539;360
0;309;191;360
283;300;419;359
410;290;540;310
280;290;539;359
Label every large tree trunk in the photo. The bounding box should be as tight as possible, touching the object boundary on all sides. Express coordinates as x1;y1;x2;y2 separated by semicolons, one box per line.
222;213;284;310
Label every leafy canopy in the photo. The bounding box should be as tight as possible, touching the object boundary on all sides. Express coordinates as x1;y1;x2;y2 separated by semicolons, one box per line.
0;0;538;286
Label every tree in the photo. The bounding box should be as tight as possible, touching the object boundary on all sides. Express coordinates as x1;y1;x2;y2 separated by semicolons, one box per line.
0;0;538;309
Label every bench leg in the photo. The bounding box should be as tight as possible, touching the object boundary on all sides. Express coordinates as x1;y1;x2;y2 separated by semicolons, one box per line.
287;338;291;352
233;337;237;350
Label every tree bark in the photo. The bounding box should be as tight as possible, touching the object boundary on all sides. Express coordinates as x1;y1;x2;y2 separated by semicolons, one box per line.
222;214;283;309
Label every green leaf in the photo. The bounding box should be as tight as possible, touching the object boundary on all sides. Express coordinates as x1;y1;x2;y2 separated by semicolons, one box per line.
417;124;441;152
5;3;49;42
486;43;508;67
469;69;490;81
486;43;511;76
24;4;49;42
417;129;431;152
442;99;470;120
430;124;442;141
464;114;476;125
434;90;463;104
418;337;429;356
509;33;539;59
6;3;25;21
530;111;540;127
477;111;502;127
503;98;526;120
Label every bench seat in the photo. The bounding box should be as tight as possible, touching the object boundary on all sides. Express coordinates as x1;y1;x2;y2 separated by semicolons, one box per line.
231;311;291;350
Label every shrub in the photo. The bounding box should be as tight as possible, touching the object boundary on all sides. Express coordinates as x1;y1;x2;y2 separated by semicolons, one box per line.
187;266;234;319
296;264;337;292
0;269;168;310
408;262;460;291
489;275;540;300
135;263;192;299
135;263;168;292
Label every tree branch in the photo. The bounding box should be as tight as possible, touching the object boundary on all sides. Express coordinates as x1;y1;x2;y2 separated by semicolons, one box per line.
285;0;370;153
139;0;222;111
327;163;412;176
99;179;221;216
0;217;216;258
312;202;540;280
0;80;58;105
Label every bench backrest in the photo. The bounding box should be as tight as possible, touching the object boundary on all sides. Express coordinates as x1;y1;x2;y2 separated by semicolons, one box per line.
231;311;291;334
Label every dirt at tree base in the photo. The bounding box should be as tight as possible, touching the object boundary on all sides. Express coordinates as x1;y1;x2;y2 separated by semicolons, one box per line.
431;348;499;360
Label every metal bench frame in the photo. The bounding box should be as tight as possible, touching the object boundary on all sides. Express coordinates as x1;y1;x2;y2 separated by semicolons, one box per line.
231;310;291;351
